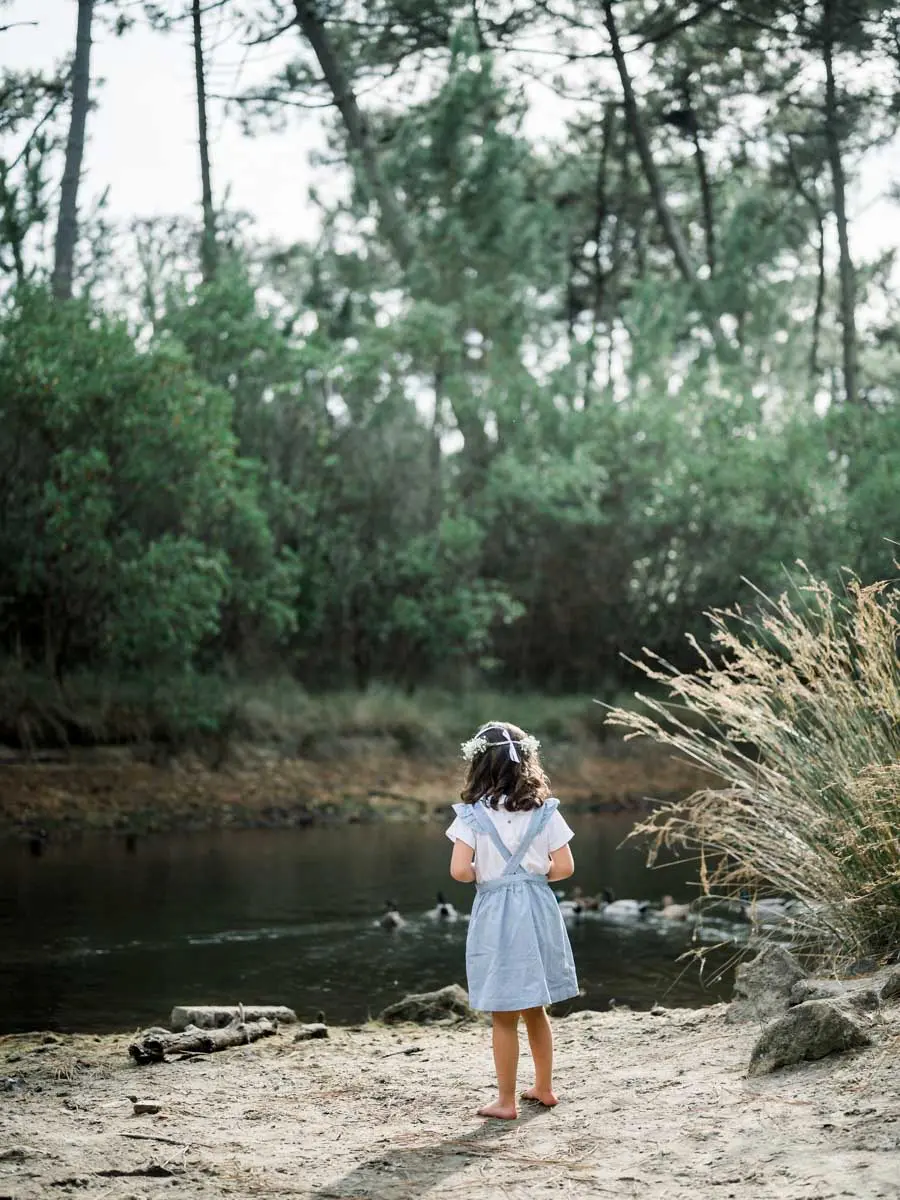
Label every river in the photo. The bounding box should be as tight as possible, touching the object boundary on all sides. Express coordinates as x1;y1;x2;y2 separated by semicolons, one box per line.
0;813;745;1033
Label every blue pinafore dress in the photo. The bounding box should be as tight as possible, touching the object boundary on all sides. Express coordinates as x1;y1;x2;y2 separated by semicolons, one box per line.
453;798;579;1012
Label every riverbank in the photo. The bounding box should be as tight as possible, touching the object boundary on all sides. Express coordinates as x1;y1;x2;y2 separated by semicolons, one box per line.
0;739;708;839
2;1000;898;1199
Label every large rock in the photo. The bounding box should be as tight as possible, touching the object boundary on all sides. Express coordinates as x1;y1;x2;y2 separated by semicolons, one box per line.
726;945;807;1025
748;999;872;1076
880;966;900;1002
379;984;472;1025
789;978;880;1013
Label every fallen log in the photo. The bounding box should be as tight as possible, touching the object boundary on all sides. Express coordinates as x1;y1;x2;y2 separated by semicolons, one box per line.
128;1018;277;1065
170;1004;297;1031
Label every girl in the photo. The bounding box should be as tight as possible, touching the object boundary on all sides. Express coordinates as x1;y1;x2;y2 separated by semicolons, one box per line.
446;721;578;1120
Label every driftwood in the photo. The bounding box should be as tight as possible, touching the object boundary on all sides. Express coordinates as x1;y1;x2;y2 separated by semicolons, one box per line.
128;1018;277;1065
170;1004;297;1032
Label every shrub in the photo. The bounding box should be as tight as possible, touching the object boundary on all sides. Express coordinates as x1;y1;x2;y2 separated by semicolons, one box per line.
606;570;900;967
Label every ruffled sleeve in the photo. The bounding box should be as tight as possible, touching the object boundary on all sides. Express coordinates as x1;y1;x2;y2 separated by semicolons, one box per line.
542;796;574;850
445;802;479;847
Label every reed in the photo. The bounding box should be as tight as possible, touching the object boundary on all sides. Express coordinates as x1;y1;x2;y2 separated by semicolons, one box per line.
605;571;900;966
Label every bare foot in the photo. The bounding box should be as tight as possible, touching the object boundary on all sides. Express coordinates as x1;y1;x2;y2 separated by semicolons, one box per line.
521;1086;559;1107
477;1100;518;1120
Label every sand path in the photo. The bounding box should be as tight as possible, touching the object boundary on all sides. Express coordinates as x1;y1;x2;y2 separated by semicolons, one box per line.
2;1005;898;1199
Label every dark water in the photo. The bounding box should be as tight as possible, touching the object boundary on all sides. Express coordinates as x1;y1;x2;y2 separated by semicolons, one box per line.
0;814;745;1034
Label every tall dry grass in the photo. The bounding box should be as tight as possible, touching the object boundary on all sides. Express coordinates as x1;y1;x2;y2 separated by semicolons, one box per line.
605;571;900;966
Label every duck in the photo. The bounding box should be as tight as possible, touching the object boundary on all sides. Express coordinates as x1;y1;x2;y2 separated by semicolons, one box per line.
28;828;49;858
378;901;407;931
558;886;589;920
598;888;651;921
426;892;458;922
576;887;601;912
659;894;693;921
738;890;805;925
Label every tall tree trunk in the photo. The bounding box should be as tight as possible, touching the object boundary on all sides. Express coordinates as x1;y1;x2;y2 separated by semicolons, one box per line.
601;0;728;353
585;104;616;405
427;364;445;529
681;76;715;275
292;0;415;271
822;0;859;406
193;0;217;283
810;213;826;386
292;0;490;466
785;142;826;394
601;0;696;287
52;0;94;300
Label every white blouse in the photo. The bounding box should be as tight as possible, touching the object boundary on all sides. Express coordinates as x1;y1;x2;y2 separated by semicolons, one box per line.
445;797;574;883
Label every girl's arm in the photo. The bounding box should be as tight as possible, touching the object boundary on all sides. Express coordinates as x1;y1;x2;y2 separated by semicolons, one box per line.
450;839;476;883
547;844;574;882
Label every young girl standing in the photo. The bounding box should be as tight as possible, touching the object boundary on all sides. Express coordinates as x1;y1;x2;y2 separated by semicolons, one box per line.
446;721;578;1120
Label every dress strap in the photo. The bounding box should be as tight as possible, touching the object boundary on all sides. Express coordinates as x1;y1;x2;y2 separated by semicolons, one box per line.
502;804;548;876
469;801;513;861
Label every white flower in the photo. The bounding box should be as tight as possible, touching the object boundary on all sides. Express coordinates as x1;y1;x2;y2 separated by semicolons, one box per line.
460;735;490;761
460;731;541;761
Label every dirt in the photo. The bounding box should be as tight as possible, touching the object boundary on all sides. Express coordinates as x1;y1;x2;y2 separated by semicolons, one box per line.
0;741;710;839
1;1003;898;1200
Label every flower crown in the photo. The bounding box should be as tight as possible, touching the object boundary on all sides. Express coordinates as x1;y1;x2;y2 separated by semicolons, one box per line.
460;726;540;764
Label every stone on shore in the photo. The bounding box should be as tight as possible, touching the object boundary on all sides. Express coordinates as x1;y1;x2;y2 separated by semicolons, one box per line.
789;978;880;1013
379;984;472;1024
293;1023;329;1041
879;966;900;1002
748;999;872;1076
726;944;807;1025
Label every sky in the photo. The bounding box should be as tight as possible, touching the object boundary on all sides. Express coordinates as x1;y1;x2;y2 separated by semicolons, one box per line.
4;0;331;246
2;0;899;262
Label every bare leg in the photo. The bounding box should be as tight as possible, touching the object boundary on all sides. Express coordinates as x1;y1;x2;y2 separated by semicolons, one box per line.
478;1011;520;1119
521;1006;558;1106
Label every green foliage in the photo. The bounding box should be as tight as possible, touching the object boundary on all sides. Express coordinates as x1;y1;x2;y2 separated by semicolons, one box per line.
0;288;293;675
0;1;898;737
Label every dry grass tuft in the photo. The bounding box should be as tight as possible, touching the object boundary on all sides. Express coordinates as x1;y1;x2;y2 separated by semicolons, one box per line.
605;570;900;968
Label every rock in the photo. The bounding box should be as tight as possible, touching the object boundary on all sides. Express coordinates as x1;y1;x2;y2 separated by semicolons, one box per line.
293;1023;328;1042
726;945;807;1025
748;999;872;1076
170;1005;297;1032
879;966;900;1002
379;984;472;1025
789;978;880;1013
132;1100;162;1115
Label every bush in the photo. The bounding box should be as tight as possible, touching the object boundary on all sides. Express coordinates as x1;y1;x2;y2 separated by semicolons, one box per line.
606;569;900;967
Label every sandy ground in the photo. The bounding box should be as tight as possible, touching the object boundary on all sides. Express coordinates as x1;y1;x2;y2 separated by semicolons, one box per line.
2;1004;898;1200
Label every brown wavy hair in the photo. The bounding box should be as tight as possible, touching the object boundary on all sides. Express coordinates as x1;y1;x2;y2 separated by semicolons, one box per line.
460;721;551;812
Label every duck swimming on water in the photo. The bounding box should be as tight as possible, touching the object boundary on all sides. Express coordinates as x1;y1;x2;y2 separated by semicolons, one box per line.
599;888;651;921
379;901;407;930
427;891;458;922
659;894;692;921
558;886;598;920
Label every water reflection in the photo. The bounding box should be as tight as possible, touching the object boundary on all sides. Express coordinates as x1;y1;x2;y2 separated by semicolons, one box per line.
0;814;743;1033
